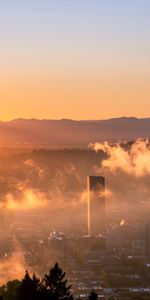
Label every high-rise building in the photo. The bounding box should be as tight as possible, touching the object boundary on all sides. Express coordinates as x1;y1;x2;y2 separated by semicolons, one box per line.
87;176;105;236
145;221;150;257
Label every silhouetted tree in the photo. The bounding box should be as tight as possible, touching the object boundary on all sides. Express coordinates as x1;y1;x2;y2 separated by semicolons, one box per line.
88;290;98;300
0;280;20;300
43;262;73;300
17;270;42;300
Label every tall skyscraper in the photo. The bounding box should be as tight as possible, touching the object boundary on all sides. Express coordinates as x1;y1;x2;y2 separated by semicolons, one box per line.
87;176;105;236
145;220;150;257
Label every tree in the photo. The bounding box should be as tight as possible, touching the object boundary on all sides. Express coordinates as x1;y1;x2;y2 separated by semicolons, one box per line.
17;270;42;300
43;262;73;300
0;280;20;300
88;290;98;300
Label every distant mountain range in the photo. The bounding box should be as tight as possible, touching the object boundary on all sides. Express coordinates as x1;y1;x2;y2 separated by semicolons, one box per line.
0;117;150;147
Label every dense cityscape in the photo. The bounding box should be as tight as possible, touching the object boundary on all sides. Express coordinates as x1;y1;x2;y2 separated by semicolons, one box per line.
0;148;149;299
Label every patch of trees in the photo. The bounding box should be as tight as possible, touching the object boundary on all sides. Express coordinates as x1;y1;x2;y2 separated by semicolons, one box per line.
0;263;98;300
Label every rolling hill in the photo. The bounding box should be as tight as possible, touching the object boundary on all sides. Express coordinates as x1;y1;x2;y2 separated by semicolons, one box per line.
0;117;149;147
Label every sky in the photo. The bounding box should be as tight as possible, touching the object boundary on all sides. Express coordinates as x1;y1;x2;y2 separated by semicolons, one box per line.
0;0;150;120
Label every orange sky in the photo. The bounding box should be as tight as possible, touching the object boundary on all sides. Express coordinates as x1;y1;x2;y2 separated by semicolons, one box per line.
0;1;150;120
1;69;150;120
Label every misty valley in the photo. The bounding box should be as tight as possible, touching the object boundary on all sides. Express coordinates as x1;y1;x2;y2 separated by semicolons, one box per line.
0;142;149;299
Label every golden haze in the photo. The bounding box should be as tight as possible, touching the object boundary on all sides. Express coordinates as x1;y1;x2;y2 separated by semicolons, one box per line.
0;70;150;120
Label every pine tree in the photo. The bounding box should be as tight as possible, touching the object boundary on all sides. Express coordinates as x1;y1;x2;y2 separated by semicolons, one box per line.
43;262;73;300
17;270;42;300
88;290;98;300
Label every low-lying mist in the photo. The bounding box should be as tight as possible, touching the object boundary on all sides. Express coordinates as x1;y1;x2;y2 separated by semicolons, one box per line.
0;142;150;227
0;141;150;283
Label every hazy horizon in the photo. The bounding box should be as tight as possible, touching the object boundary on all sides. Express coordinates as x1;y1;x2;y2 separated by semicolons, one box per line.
1;115;150;122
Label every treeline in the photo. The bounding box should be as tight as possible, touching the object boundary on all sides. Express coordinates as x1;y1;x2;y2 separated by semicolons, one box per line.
0;263;98;300
0;263;147;300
